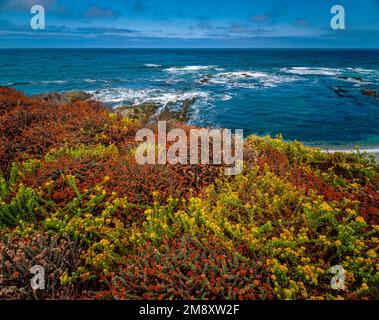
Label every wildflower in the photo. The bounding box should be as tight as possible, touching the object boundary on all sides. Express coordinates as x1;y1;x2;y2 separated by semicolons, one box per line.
283;289;293;299
44;180;54;187
355;216;365;223
145;209;154;215
100;239;110;246
361;283;369;291
367;250;376;258
303;203;312;210
60;272;69;285
320;202;333;212
152;191;159;198
335;240;342;246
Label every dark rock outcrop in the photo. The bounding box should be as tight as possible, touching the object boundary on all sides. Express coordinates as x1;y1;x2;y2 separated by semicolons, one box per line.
115;98;196;123
64;91;92;102
361;89;379;99
32;91;92;106
333;87;352;98
115;103;160;122
338;76;363;82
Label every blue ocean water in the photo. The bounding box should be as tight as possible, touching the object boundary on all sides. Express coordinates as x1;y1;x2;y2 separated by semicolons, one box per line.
1;49;379;148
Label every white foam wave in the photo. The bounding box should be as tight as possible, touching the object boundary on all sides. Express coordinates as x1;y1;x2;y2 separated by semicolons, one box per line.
322;148;379;155
165;65;218;73
282;67;342;76
144;63;161;68
6;80;68;86
220;94;233;101
346;67;375;74
84;79;97;83
217;71;269;79
337;77;372;86
90;88;210;108
201;71;300;89
40;80;67;84
84;79;113;84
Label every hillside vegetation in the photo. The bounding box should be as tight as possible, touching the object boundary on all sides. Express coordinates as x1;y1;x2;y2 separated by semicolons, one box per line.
0;86;378;300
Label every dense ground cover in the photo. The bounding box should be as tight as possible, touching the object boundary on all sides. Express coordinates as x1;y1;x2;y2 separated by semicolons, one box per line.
0;87;378;300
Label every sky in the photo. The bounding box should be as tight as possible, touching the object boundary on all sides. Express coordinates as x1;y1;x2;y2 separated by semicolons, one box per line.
0;0;378;48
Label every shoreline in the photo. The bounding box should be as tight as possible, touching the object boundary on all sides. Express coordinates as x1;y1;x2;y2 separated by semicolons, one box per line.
24;88;379;162
320;147;379;161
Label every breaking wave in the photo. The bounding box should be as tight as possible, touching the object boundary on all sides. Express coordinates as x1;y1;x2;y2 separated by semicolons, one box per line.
90;87;211;108
281;67;342;76
144;63;162;68
165;65;221;74
199;71;300;89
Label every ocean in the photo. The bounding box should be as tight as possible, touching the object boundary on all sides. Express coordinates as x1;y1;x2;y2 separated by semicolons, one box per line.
1;48;378;149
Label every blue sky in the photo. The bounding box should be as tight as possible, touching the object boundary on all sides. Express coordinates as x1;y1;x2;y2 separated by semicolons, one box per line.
0;0;378;48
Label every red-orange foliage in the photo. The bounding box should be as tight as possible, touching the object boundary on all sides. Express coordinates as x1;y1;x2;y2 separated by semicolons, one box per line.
98;236;273;300
0;87;138;176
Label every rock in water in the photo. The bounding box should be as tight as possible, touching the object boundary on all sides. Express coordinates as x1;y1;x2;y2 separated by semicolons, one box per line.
115;98;196;124
333;87;352;98
361;89;379;99
338;76;363;82
157;98;196;123
178;97;196;122
115;103;160;122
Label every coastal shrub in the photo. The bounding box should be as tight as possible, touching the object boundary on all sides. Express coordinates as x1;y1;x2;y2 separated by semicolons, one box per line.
98;237;273;300
0;232;84;299
127;165;378;299
0;87;140;176
0;87;377;300
0;182;41;229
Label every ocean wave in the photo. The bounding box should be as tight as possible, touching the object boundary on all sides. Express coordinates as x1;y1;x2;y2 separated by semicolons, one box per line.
199;71;300;88
164;65;219;73
219;94;233;101
6;80;68;86
282;67;342;76
218;71;269;78
337;76;373;86
40;80;67;84
144;63;162;68
84;79;113;84
322;148;379;154
90;87;211;107
346;67;376;74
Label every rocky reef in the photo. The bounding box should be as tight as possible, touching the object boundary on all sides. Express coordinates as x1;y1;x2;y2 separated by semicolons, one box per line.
361;89;379;99
115;97;196;123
